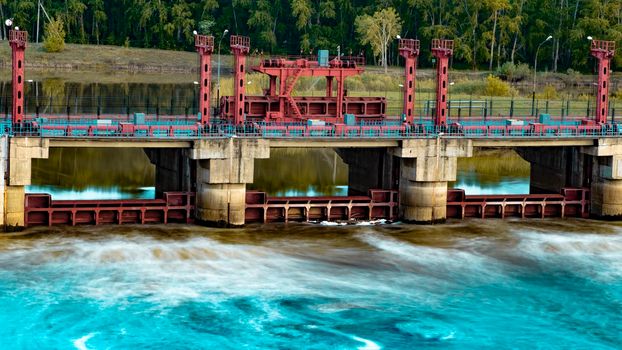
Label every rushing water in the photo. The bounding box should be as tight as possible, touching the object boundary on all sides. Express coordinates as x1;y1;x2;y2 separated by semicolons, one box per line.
1;221;621;349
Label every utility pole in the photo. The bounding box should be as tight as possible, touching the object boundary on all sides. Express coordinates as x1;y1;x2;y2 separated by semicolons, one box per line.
36;0;40;43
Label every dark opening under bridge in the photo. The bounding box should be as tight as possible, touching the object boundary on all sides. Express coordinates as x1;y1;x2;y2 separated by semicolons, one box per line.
0;30;620;228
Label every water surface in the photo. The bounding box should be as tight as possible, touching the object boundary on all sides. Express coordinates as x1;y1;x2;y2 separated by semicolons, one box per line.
0;221;620;349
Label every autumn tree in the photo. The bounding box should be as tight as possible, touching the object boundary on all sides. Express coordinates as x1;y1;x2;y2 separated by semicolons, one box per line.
355;7;402;73
43;16;66;52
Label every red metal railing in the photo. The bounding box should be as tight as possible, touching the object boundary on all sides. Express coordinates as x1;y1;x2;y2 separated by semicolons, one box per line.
399;39;420;52
591;40;615;53
432;39;454;51
25;192;195;227
446;188;590;219
230;35;250;49
195;34;214;50
245;190;398;223
9;30;28;44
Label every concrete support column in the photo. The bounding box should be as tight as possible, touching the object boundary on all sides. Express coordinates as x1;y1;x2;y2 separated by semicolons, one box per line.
392;139;472;224
336;148;397;195
582;139;622;218
2;137;49;228
516;147;588;193
190;139;269;226
145;148;193;197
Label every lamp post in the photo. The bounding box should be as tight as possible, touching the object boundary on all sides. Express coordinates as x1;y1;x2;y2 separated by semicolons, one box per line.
533;35;553;93
217;29;229;105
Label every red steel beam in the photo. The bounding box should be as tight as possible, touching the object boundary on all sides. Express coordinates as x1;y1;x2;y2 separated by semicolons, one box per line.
9;30;27;124
431;39;453;127
195;34;214;124
230;35;250;124
398;39;420;123
590;40;615;124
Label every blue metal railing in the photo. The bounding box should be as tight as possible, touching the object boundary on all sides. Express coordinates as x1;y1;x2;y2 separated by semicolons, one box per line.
5;119;622;139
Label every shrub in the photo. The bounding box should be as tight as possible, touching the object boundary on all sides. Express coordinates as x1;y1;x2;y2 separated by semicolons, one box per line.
484;75;514;97
495;62;531;82
536;85;558;100
43;17;66;52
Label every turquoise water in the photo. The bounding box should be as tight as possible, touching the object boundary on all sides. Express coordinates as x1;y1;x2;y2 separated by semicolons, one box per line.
1;221;621;349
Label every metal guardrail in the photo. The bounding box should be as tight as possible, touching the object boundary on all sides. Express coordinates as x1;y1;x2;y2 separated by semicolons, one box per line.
5;118;622;139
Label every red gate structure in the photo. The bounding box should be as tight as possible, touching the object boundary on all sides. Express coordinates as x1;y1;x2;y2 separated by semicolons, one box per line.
398;38;420;123
590;40;616;124
431;39;453;127
230;35;250;124
195;34;214;124
9;30;27;124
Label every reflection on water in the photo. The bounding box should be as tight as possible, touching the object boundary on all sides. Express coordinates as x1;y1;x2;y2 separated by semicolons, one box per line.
454;149;530;194
30;148;531;199
250;149;349;197
0;221;621;348
26;185;155;200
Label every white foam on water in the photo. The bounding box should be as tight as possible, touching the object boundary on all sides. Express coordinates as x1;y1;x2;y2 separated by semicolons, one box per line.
514;230;622;281
356;231;503;281
0;234;432;308
352;336;382;350
72;333;95;350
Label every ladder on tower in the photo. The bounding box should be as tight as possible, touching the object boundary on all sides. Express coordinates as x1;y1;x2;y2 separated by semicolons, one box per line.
284;68;303;119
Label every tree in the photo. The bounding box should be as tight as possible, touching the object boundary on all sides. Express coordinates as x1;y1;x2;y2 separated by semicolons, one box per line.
355;7;402;73
43;16;66;52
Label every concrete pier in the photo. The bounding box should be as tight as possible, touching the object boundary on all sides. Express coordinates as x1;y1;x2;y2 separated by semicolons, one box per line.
190;139;269;226
582;139;622;218
1;137;49;228
392;139;473;223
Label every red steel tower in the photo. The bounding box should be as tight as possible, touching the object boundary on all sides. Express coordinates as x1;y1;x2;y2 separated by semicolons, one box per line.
230;35;250;124
431;39;453;127
398;39;420;123
9;30;27;124
590;40;615;124
195;34;214;124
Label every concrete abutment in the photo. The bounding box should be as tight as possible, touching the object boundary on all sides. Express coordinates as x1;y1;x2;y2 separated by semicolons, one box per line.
392;139;473;223
1;137;49;228
190;139;269;226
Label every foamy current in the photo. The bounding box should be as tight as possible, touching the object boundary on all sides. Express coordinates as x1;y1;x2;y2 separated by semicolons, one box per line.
1;221;621;349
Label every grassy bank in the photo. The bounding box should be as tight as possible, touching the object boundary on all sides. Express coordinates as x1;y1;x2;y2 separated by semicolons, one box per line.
1;43;621;114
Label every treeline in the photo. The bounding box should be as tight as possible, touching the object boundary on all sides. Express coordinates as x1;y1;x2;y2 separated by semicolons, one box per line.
1;0;621;71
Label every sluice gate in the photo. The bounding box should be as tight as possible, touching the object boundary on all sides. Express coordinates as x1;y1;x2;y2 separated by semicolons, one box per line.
24;192;195;227
244;190;399;223
22;188;590;228
447;188;590;219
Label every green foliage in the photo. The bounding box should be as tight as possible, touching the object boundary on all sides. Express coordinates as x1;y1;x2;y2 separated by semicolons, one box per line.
536;85;558;100
43;17;66;53
495;62;530;82
484;75;513;97
355;7;402;72
0;0;620;71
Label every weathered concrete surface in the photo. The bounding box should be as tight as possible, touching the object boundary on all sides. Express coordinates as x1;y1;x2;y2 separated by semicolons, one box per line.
9;137;49;186
192;139;270;226
2;137;49;229
4;186;25;227
399;181;447;224
337;148;397;195
583;139;622;218
393;139;472;223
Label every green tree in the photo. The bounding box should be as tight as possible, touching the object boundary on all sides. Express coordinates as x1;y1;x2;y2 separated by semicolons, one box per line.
43;16;66;52
355;7;402;73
